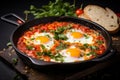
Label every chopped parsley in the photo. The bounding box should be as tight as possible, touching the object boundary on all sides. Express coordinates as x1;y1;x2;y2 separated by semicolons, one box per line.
53;25;72;40
89;46;99;50
79;43;89;50
24;0;76;19
80;44;99;51
36;52;42;56
36;50;64;62
56;42;68;50
96;40;104;45
86;51;97;56
30;38;35;40
40;44;46;50
53;53;64;62
84;34;89;39
26;45;34;50
12;58;18;65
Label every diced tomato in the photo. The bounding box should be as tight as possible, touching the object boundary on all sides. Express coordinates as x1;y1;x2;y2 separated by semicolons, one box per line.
32;29;40;33
90;55;95;59
72;24;80;29
99;45;105;50
40;26;48;31
18;45;27;52
34;45;41;51
97;36;104;41
76;9;83;16
43;56;51;62
80;26;91;32
17;39;27;52
96;45;106;55
25;31;33;37
51;41;60;51
26;50;36;58
51;45;57;51
48;25;55;30
17;37;24;43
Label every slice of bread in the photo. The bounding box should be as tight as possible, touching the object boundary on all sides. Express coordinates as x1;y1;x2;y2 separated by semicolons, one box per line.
79;5;120;34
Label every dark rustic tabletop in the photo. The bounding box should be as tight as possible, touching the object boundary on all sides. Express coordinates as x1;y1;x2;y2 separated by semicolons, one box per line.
0;0;120;80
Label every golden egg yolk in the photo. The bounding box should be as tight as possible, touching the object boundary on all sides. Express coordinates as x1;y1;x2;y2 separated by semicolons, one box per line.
71;32;83;38
36;36;49;43
67;48;81;58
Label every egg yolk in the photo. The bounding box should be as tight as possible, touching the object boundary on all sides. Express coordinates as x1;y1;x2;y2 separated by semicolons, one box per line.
67;48;81;58
71;32;83;38
36;36;49;43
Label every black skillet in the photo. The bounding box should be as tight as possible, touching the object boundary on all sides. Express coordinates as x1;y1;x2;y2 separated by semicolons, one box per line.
1;13;115;71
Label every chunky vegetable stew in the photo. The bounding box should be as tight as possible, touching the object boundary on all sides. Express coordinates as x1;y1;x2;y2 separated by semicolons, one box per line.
17;21;106;63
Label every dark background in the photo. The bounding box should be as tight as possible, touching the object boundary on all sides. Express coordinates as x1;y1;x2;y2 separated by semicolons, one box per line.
0;0;120;80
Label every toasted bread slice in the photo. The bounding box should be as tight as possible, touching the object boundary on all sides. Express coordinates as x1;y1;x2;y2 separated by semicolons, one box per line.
80;5;120;33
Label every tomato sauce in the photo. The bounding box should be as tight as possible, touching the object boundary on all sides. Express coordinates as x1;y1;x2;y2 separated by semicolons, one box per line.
17;21;106;63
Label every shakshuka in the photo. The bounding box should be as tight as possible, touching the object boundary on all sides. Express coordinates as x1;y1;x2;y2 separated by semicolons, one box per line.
17;21;106;63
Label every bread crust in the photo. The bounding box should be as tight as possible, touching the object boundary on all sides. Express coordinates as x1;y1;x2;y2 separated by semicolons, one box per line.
79;5;120;34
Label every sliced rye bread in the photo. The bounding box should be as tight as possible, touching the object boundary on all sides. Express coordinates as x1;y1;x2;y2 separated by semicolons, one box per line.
79;5;120;34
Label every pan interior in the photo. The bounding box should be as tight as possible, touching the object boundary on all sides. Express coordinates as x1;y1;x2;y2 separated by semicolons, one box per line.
11;16;111;64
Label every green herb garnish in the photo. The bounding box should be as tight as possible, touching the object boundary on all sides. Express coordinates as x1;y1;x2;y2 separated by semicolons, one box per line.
53;25;72;34
80;43;89;50
40;44;46;50
55;27;65;34
86;51;97;56
24;0;76;19
26;45;34;50
56;42;68;50
58;34;68;40
96;40;104;45
54;53;64;62
80;44;99;51
36;50;64;62
7;42;12;46
30;38;35;40
12;58;18;65
84;34;89;39
89;46;99;50
54;31;68;40
36;52;42;56
53;25;72;40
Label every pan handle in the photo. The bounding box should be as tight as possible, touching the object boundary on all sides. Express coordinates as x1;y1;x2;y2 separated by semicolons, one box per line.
1;13;25;26
91;48;116;62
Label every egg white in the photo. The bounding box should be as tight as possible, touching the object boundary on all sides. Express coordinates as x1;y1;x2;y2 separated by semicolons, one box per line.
65;29;93;44
25;32;54;50
59;46;85;62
